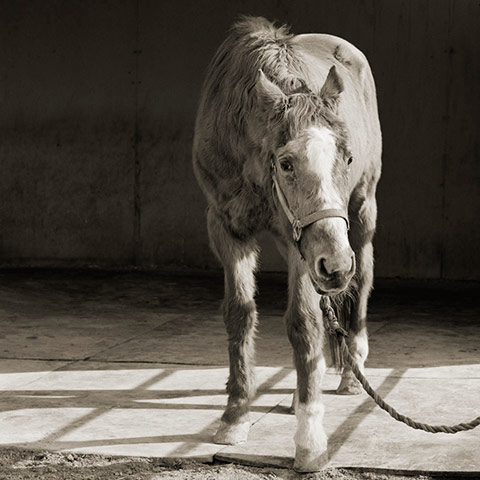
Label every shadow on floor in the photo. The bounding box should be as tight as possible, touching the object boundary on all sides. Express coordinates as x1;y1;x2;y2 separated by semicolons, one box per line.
0;271;479;470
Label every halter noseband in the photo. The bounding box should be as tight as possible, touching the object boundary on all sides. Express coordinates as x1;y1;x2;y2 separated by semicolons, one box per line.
271;160;349;249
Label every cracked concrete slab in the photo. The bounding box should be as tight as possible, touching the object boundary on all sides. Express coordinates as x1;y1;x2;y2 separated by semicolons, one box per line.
0;363;293;462
0;272;479;473
0;359;72;391
217;372;480;473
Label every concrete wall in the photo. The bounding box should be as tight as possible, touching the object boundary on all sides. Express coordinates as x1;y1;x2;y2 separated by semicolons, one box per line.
0;0;479;279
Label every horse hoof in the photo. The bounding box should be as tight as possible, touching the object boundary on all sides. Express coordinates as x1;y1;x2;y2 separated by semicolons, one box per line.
336;376;363;395
293;447;329;472
213;420;250;445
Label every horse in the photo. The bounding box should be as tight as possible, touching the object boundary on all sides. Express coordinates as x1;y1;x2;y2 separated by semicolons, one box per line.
192;16;381;472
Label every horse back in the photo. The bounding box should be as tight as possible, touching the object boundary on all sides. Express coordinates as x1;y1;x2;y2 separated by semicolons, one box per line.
292;34;382;192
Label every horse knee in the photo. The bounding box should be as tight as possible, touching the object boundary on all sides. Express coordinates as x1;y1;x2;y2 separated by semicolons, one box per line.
223;298;256;329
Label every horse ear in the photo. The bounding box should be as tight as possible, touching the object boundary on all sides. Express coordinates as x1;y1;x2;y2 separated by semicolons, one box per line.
320;66;344;109
256;69;287;110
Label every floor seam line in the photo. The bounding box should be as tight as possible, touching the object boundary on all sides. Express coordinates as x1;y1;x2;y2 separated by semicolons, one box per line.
83;322;172;361
212;392;295;460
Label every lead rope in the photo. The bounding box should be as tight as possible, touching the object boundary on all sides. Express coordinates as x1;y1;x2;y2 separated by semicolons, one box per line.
319;295;480;434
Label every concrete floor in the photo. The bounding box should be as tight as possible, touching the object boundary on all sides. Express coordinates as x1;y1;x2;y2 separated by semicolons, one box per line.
0;271;479;474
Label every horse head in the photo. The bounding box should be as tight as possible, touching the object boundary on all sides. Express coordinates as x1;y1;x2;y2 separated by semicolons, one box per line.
256;66;355;295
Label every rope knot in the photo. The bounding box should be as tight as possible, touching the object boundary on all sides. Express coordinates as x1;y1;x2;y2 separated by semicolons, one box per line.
319;296;348;337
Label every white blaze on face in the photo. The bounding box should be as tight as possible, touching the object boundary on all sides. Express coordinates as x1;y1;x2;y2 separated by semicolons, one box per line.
305;126;342;207
304;125;350;255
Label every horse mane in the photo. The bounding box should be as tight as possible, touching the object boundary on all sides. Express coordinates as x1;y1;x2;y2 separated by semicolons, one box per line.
199;16;348;161
206;15;304;93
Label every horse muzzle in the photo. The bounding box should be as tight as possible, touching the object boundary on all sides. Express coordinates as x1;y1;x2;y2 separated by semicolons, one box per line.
311;250;356;295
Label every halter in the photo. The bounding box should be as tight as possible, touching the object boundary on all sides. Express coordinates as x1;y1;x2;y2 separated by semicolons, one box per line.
271;160;349;251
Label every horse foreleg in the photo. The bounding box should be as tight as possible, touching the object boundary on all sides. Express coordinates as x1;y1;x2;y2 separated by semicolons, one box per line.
286;250;328;472
337;195;376;395
207;210;258;445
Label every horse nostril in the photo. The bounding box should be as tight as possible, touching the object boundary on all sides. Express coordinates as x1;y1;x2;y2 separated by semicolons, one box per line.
317;254;354;278
318;258;330;278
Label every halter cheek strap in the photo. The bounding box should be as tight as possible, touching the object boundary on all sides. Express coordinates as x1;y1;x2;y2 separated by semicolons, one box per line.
271;162;349;244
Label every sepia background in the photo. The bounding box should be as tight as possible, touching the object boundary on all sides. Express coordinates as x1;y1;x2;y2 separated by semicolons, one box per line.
1;0;479;279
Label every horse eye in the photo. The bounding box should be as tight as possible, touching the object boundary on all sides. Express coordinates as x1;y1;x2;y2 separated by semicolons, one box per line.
280;160;294;173
347;156;354;165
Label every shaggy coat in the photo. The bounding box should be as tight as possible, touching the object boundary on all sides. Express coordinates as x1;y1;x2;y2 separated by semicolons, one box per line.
193;16;381;472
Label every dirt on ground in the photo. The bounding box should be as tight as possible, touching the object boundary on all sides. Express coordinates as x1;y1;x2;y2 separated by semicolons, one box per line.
0;448;472;480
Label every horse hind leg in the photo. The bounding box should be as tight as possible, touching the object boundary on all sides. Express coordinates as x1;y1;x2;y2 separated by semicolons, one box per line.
337;195;376;395
207;209;259;445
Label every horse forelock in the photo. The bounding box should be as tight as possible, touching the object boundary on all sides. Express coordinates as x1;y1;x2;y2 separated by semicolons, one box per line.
274;96;350;158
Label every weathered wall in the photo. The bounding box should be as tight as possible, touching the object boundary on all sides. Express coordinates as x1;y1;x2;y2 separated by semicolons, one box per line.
0;0;137;266
0;0;479;278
